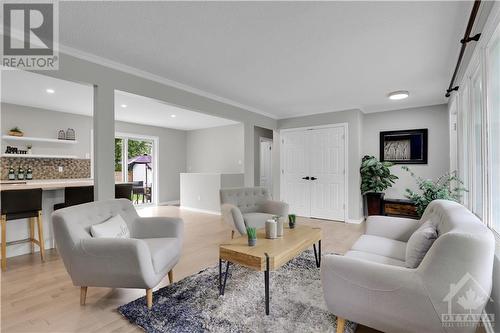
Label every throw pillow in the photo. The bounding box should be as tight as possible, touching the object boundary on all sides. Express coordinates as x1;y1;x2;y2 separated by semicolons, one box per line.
90;214;130;239
405;220;438;268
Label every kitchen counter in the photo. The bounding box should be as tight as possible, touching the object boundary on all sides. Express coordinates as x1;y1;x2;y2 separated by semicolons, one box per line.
0;178;93;191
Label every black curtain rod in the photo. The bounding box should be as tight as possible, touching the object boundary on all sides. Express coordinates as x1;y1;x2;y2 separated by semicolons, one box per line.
445;0;482;98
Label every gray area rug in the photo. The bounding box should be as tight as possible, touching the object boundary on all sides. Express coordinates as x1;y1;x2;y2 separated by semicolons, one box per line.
118;250;357;333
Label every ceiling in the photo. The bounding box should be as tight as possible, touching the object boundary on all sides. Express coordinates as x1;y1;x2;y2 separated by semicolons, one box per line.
0;70;239;130
57;1;471;118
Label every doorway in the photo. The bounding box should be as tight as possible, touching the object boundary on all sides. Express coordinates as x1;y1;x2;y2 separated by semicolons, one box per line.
115;133;158;205
280;124;348;221
260;137;273;196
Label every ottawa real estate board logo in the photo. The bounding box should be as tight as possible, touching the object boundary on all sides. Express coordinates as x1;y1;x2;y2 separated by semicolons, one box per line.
2;1;59;70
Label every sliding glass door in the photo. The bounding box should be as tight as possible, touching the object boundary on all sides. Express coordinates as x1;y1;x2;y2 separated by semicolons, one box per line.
114;134;157;205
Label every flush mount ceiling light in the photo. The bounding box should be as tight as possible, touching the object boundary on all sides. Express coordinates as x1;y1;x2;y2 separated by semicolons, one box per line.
171;114;176;118
388;90;409;100
120;104;127;108
46;88;55;94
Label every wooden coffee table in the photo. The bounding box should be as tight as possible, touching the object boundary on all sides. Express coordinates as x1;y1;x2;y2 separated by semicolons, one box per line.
218;225;322;315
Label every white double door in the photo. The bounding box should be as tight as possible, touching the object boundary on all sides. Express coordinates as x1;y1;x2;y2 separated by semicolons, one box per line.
281;125;346;221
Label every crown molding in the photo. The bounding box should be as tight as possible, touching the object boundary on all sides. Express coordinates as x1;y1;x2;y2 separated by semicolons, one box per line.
57;43;278;120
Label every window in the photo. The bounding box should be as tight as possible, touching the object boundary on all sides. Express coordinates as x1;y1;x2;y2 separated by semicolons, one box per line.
457;83;470;206
487;24;500;234
453;11;500;235
470;63;484;219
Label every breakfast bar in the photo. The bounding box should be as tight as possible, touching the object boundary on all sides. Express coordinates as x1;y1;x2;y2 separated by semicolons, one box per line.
0;179;93;258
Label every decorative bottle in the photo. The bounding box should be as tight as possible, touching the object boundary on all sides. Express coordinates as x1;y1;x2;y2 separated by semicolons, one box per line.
26;167;33;180
8;166;15;180
17;166;25;180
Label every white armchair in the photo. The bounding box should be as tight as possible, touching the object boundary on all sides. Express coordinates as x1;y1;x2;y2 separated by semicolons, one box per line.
220;187;288;236
321;200;496;333
52;199;183;309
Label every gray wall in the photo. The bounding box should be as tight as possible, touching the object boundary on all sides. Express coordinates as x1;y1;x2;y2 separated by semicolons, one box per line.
1;102;92;158
115;121;186;203
277;109;364;221
362;104;450;199
2;103;186;203
34;52;277;199
254;125;273;186
186;124;244;173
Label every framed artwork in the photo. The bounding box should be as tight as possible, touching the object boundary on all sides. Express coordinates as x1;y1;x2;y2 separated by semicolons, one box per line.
380;129;428;164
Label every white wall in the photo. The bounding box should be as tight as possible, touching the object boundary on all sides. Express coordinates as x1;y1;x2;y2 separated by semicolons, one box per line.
2;103;186;203
180;173;244;213
362;104;450;199
186;123;244;173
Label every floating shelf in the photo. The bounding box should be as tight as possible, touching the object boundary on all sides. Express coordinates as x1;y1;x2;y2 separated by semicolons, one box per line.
2;135;78;144
1;154;77;159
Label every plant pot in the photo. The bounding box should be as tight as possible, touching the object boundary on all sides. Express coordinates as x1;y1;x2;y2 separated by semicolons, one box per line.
288;214;296;229
248;238;257;246
364;192;385;216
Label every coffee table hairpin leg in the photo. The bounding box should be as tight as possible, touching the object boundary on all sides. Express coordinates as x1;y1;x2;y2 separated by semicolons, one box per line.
219;259;230;295
264;253;270;315
313;240;322;268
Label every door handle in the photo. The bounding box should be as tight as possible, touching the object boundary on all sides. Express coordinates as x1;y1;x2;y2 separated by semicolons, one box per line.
302;176;310;180
311;177;317;180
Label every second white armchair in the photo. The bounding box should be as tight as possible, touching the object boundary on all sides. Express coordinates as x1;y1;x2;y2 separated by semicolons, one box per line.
220;187;288;236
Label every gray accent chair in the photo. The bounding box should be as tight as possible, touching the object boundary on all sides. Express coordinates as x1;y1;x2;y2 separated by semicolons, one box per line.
321;200;496;333
220;187;288;236
52;199;183;309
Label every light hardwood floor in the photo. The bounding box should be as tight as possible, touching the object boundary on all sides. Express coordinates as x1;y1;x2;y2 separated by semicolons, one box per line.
1;206;379;333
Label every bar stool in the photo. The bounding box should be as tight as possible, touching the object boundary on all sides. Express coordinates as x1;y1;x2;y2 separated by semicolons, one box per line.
53;186;94;210
115;183;133;200
1;188;45;271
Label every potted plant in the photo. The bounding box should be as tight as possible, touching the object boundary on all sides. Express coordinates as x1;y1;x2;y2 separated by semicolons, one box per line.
8;127;24;137
246;227;257;246
402;166;467;217
360;155;398;216
288;214;296;229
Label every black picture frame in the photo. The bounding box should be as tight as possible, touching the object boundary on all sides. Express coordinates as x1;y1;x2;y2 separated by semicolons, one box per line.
380;129;428;164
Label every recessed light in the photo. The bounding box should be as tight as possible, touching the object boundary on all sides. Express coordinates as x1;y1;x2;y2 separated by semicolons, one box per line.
46;88;55;94
171;114;176;118
388;90;409;100
120;104;127;108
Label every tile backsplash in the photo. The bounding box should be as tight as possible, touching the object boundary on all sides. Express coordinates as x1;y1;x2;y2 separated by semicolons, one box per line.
1;157;91;180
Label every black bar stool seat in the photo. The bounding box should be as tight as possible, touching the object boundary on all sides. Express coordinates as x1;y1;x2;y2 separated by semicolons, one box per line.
53;186;94;211
1;188;45;271
115;183;133;200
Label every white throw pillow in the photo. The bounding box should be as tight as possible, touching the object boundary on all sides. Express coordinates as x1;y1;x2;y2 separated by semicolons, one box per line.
405;220;438;268
90;214;130;239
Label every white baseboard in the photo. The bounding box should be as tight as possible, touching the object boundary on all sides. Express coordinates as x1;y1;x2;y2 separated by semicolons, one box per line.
180;206;221;216
158;200;180;206
346;218;365;224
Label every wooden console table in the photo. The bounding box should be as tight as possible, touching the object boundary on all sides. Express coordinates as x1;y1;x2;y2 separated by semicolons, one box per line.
383;198;419;219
